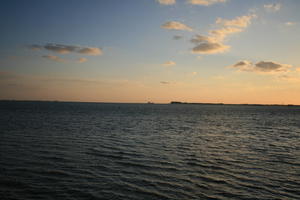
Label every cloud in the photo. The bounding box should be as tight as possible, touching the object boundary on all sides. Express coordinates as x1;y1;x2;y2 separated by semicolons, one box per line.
209;27;243;41
44;77;101;84
28;45;43;51
196;56;203;60
230;60;292;74
161;21;193;31
211;14;255;41
156;0;176;5
160;81;171;84
162;61;176;67
191;36;229;54
190;14;255;54
191;35;216;43
42;55;65;62
78;47;102;55
43;44;77;54
28;44;103;56
285;22;296;26
255;61;291;72
216;15;254;28
212;75;226;80
78;58;87;63
264;3;281;12
187;0;226;6
230;60;254;71
42;55;88;63
173;35;183;40
233;60;252;67
278;75;300;83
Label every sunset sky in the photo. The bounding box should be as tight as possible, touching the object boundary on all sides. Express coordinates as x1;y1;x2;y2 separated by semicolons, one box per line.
1;0;300;104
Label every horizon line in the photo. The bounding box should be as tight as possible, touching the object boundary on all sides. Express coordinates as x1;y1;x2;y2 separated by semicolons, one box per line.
0;99;299;107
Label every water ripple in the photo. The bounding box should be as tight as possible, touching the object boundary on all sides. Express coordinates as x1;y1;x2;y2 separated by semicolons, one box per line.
1;102;300;199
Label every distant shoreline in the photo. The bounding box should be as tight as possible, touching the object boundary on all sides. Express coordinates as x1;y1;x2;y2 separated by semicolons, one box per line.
170;101;300;107
0;100;299;107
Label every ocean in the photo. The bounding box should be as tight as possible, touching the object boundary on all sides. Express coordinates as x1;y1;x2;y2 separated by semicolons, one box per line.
0;101;299;200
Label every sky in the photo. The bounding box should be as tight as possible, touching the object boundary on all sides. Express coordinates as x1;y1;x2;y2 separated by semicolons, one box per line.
0;0;300;104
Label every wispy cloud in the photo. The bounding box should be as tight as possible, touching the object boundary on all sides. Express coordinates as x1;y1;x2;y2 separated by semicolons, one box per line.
77;47;102;55
156;0;176;5
285;21;296;26
28;44;103;56
216;15;253;28
162;61;176;67
28;45;43;51
264;3;281;12
77;58;87;63
196;56;202;60
230;60;292;74
173;35;183;40
278;67;300;82
191;14;255;54
161;21;193;31
0;71;148;102
212;14;255;41
0;71;143;87
160;81;171;84
187;0;226;6
209;27;243;41
42;55;88;63
212;75;226;80
42;55;65;62
278;75;300;83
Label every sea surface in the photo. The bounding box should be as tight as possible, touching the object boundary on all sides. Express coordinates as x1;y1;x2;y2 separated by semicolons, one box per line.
0;101;300;200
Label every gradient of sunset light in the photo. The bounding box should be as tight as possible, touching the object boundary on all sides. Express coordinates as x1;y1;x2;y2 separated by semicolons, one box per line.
0;0;300;104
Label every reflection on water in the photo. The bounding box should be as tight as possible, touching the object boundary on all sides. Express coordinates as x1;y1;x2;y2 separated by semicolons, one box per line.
0;101;300;199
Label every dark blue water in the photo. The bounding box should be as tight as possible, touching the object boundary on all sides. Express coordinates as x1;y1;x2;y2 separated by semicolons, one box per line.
0;101;300;200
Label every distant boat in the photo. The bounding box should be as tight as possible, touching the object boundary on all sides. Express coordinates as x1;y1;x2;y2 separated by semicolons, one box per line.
147;101;154;104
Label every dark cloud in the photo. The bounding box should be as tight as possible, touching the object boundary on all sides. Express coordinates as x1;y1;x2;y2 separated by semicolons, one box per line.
255;61;289;72
28;43;102;55
191;35;229;54
190;14;255;55
230;60;292;73
44;44;77;54
233;60;252;67
192;42;229;54
42;55;65;62
173;35;183;40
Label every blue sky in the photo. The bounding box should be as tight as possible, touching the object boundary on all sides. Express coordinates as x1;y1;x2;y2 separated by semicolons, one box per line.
1;0;300;104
